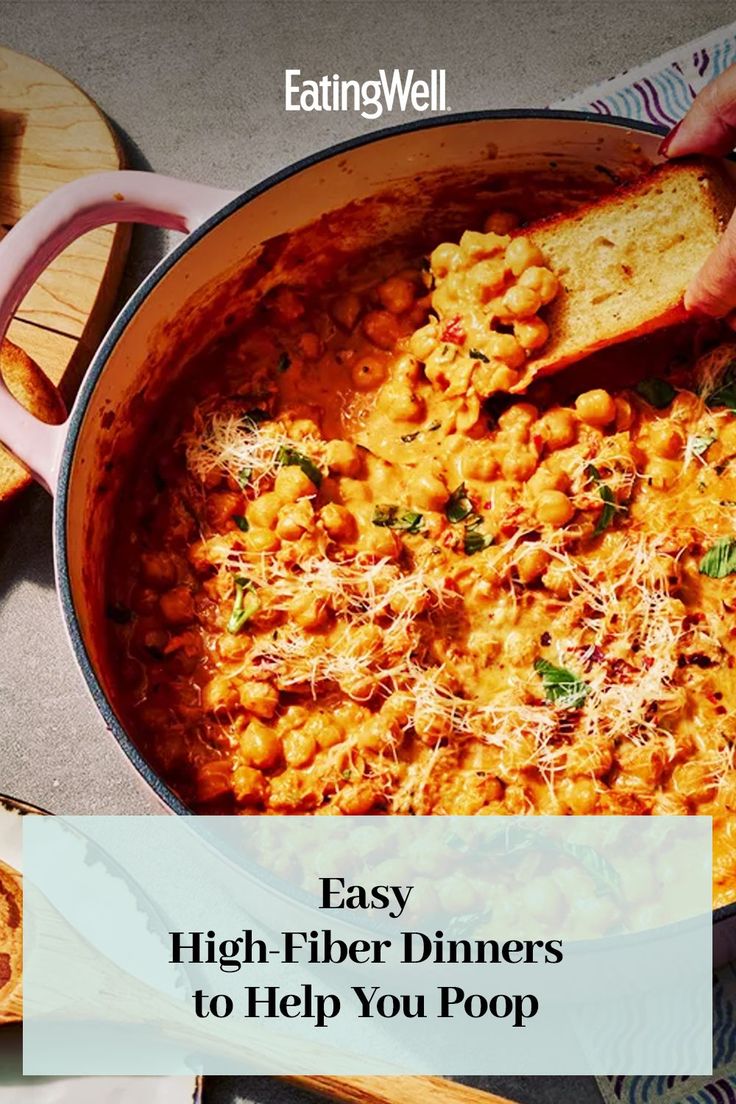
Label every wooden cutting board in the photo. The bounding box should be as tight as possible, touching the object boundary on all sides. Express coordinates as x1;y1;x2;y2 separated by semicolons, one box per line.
0;45;130;500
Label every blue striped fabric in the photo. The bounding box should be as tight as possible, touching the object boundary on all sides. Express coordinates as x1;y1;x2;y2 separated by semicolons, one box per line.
552;21;736;126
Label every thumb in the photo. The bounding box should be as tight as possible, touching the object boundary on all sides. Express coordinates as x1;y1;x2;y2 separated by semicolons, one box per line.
663;64;736;157
685;206;736;317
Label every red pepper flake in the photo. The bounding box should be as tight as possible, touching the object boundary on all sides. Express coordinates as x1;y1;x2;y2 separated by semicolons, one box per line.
441;315;466;345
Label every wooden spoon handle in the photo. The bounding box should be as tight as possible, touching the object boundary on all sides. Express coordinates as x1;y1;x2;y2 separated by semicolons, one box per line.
284;1076;519;1104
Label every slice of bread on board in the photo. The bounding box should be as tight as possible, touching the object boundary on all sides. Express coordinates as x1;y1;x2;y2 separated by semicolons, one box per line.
0;340;65;504
516;157;736;386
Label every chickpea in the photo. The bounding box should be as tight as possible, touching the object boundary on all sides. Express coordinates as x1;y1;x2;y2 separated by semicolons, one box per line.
535;489;574;527
565;738;613;778
196;759;232;801
498;402;538;434
239;719;281;769
483;210;519;234
206;490;242;530
231;764;267;805
515;546;551;584
460;228;506;258
159;585;195;626
672;760;716;802
321;503;356;541
538;408;576;451
283;728;318;767
412;471;448;511
338;782;379;815
289;589;330;630
489;364;521;392
652;792;688;816
276;499;314;541
379;380;425;422
518;265;559;304
243;526;280;553
409;321;439;361
360;525;400;559
514;316;549;351
331;291;362;331
141;551;178;590
351;354;387;391
558;776;598;814
324;438;362;477
305;712;345;749
617;740;666;787
614;396;634;431
647;458;679;490
467;258;507;299
429;241;463;277
502;284;542;319
431;280;461;316
527;465;569;496
486;332;525;369
460;443;499;481
202;673;240;714
542;560;575;598
246;491;282;529
649;420;684;459
575;389;617;427
274;465;316;501
239;680;279;720
505;236;544;276
501;447;537;482
362;309;401;350
377;274;415;315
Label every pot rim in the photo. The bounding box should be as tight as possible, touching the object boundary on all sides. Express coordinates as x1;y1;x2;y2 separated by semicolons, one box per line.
55;107;672;821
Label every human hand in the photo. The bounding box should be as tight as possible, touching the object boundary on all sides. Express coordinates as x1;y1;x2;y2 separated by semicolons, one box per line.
660;63;736;322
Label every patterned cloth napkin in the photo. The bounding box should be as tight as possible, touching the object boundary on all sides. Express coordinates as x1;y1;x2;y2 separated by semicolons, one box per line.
551;21;736;1104
551;21;736;124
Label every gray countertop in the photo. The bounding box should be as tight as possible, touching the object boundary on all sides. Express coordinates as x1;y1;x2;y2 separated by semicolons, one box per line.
0;1;733;1101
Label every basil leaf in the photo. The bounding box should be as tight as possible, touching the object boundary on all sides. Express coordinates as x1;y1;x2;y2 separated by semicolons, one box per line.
699;537;736;579
463;524;493;555
445;482;474;524
534;657;589;710
594;485;617;536
276;446;323;487
233;514;249;532
372;505;424;533
586;464;623;535
276;352;291;373
237;467;253;487
636;377;676;409
469;348;490;363
244;408;270;425
690;434;716;459
227;577;260;634
705;366;736;411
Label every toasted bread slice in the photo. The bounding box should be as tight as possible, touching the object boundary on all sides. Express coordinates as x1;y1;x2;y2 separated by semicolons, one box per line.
0;340;65;504
515;158;736;387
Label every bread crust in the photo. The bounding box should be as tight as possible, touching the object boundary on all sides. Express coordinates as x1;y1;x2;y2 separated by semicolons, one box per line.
0;340;66;504
513;157;736;389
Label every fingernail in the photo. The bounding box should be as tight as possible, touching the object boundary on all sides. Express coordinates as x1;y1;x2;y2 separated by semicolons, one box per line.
658;120;683;157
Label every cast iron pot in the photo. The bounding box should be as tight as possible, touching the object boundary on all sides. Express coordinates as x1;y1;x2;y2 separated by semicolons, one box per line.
0;110;733;957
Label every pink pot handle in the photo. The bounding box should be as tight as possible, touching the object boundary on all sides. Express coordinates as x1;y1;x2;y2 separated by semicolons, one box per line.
0;170;238;492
